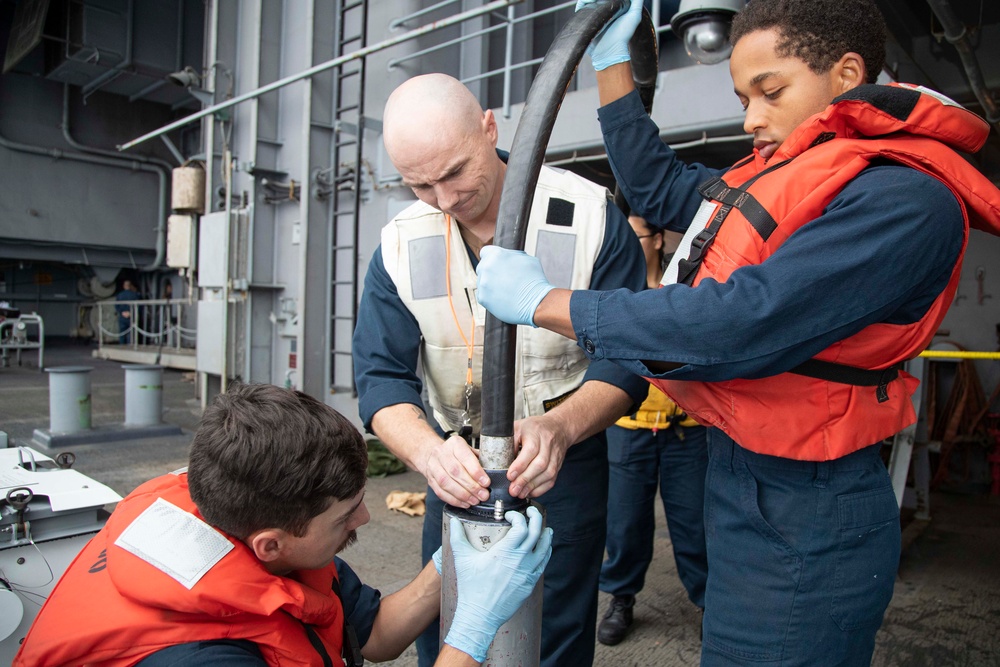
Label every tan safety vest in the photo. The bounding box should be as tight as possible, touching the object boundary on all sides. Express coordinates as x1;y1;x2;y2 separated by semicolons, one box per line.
381;165;609;434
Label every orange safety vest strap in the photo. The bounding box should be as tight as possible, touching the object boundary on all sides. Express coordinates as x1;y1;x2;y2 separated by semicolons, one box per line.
303;622;336;667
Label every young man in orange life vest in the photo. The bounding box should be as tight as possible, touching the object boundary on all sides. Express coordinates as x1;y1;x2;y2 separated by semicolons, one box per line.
476;0;1000;664
14;383;552;667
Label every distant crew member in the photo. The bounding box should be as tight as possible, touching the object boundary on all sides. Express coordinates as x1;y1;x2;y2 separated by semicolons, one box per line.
115;278;139;345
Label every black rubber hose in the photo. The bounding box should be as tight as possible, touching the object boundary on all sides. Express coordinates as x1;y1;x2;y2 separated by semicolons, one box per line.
480;1;658;439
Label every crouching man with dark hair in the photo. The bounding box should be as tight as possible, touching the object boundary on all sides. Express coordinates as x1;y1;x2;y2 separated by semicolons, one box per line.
14;383;552;667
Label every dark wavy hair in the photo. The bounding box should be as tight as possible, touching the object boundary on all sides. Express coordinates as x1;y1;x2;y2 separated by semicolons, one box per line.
188;383;368;539
731;0;887;84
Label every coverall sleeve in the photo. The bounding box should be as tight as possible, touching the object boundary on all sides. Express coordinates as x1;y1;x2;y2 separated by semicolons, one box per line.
580;202;652;405
598;89;725;233
568;165;965;382
335;557;382;647
353;246;426;433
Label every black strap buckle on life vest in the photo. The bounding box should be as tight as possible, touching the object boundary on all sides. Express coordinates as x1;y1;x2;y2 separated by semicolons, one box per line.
666;411;688;429
700;177;779;242
676;198;732;286
789;359;905;403
341;625;364;667
675;158;792;287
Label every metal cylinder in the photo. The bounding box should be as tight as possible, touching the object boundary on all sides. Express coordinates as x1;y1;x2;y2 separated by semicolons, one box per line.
171;165;206;213
45;366;93;434
479;434;516;470
441;503;545;665
123;364;164;426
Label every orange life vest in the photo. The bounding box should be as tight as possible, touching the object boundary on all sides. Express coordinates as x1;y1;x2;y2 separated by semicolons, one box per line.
13;473;346;667
655;84;1000;461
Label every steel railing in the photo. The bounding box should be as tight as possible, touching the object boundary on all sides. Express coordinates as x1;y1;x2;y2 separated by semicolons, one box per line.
93;298;196;354
386;0;677;119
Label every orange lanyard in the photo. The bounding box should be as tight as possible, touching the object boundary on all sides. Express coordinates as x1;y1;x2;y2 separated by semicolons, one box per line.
444;215;476;433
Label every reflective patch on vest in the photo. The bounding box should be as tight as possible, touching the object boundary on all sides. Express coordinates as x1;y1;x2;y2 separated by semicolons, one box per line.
663;199;716;285
408;235;448;299
546;198;575;227
169;467;188;476
895;83;963;109
535;230;576;289
114;498;234;590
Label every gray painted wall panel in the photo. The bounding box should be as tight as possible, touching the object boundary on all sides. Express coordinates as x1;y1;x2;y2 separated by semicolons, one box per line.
939;230;1000;393
0;149;158;249
0;75;168;254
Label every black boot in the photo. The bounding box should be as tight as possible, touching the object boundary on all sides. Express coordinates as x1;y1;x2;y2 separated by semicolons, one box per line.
597;594;635;646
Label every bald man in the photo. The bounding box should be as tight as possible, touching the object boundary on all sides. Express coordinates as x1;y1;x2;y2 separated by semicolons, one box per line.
353;74;647;667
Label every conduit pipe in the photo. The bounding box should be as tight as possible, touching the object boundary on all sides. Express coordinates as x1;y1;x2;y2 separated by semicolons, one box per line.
925;0;1000;127
62;85;172;271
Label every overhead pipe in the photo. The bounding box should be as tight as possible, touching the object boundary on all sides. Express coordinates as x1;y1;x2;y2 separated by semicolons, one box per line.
441;3;659;665
62;84;172;271
117;0;527;152
925;0;1000;127
389;0;463;30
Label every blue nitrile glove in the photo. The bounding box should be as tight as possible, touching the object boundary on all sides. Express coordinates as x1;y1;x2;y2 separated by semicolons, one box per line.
574;0;644;71
432;545;443;575
444;506;554;663
476;246;554;327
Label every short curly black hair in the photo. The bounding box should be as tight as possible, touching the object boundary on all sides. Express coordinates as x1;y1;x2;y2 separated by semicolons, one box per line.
730;0;887;84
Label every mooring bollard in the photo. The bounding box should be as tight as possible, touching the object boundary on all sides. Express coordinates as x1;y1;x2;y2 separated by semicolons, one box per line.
45;366;93;434
122;364;164;427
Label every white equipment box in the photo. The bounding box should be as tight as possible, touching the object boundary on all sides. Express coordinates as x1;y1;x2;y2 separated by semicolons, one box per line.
0;447;122;663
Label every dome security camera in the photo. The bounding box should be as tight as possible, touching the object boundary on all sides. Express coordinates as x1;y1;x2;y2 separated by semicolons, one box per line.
670;0;744;65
